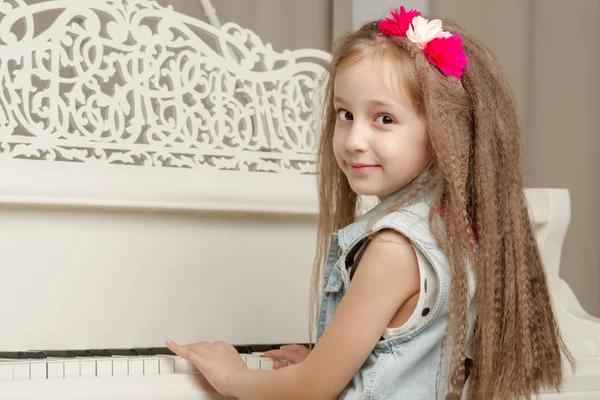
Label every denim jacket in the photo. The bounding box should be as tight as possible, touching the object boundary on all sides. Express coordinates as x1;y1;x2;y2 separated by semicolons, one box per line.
316;189;477;399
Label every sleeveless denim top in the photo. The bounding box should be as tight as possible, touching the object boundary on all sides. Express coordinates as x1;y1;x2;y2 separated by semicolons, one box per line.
316;188;477;400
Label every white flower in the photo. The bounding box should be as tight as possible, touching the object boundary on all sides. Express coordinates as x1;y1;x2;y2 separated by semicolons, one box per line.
406;16;452;49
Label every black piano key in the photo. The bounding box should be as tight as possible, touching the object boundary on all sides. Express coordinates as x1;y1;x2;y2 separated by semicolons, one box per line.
24;351;47;359
33;350;76;358
90;349;112;357
233;345;252;354
73;350;94;357
108;349;138;356
136;347;162;356
150;347;175;355
130;348;152;356
0;351;27;359
248;344;274;353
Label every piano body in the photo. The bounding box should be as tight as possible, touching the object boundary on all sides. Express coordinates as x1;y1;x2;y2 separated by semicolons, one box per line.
0;1;597;399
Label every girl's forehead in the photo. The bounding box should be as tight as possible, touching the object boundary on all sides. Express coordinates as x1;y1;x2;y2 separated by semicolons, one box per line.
334;56;413;105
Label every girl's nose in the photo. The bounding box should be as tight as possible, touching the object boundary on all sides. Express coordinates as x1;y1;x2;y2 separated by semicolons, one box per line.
345;124;368;153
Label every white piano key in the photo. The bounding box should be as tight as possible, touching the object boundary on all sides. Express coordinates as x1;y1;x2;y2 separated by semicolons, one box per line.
79;360;96;377
260;357;274;370
158;357;175;374
174;357;189;374
13;362;29;380
128;358;144;376
189;362;200;374
245;354;261;370
96;358;112;376
0;362;14;381
30;361;46;380
47;360;64;379
112;358;128;376
64;360;79;378
143;357;159;375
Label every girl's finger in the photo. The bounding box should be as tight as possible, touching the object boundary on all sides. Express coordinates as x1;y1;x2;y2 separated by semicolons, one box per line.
166;339;186;357
263;349;304;364
262;349;284;358
166;339;203;367
273;361;286;369
287;345;309;356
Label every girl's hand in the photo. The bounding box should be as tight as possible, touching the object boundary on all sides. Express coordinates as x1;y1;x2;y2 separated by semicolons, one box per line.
263;344;311;369
166;339;248;397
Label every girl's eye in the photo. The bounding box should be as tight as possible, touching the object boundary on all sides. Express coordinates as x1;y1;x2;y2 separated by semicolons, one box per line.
337;109;353;121
375;114;394;124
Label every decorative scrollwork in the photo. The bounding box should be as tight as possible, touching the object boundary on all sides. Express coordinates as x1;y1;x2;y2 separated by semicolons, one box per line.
0;0;331;174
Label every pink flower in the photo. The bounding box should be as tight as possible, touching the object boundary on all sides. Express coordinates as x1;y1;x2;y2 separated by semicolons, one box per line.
423;36;469;79
378;6;420;37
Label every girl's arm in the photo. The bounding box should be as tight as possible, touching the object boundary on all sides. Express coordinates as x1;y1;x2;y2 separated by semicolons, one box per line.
167;229;421;400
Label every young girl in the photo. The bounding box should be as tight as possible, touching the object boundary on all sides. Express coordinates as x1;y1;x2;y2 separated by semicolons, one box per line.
167;6;573;399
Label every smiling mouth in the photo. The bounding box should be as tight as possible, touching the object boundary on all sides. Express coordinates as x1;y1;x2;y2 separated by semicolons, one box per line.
348;163;380;173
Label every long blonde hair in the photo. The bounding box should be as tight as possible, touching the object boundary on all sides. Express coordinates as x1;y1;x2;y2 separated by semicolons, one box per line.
309;19;573;399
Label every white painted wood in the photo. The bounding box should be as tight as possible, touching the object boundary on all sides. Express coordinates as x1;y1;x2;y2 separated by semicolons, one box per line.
197;0;221;28
0;0;330;214
0;373;229;400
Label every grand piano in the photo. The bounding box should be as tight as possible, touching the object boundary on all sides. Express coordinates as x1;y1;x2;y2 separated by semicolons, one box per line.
0;1;598;399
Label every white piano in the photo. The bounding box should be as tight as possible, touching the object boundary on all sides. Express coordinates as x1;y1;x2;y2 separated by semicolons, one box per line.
0;1;598;399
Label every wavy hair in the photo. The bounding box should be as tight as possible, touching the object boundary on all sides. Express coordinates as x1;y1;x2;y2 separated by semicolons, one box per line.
309;18;573;399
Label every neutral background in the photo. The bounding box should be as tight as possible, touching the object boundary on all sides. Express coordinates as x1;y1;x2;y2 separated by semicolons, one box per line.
164;0;600;316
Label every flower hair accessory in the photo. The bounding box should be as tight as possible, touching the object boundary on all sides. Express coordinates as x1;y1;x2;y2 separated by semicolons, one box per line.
378;6;468;79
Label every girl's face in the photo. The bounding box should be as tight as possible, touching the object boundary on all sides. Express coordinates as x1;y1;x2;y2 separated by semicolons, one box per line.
332;57;429;200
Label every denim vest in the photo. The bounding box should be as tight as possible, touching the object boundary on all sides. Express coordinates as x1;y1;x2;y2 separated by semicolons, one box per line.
316;189;477;400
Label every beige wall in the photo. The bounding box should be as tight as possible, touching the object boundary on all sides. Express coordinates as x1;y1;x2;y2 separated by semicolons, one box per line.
158;0;335;52
433;0;600;316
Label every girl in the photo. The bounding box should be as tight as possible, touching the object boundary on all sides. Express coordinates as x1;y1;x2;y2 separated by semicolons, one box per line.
167;6;573;399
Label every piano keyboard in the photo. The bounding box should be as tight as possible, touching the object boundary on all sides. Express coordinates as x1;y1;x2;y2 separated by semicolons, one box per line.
0;344;298;381
0;344;302;400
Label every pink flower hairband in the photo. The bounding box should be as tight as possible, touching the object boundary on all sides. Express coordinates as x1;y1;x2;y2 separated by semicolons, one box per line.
378;6;468;79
